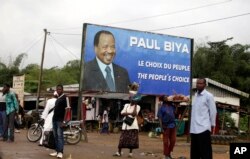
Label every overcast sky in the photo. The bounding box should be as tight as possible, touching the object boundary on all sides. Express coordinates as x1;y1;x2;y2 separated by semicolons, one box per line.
0;0;249;68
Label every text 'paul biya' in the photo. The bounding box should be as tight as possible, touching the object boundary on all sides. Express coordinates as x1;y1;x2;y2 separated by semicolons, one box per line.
130;36;190;54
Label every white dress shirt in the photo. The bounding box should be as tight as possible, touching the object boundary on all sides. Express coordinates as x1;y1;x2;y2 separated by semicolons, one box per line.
102;110;109;123
96;57;115;80
190;89;217;134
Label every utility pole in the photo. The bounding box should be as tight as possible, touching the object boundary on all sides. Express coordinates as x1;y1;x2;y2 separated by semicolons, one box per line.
36;29;49;113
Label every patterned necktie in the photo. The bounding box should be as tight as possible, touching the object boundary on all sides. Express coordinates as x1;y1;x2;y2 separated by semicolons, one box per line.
105;66;115;91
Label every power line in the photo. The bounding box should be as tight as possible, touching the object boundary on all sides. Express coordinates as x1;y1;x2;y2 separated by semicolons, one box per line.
49;0;232;31
107;0;232;25
148;12;250;31
47;36;66;66
10;32;44;55
49;11;250;36
50;32;81;36
49;34;79;59
49;26;81;31
25;34;44;52
48;12;250;36
9;33;44;69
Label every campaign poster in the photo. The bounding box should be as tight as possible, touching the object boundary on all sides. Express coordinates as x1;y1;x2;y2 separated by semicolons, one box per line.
81;23;192;96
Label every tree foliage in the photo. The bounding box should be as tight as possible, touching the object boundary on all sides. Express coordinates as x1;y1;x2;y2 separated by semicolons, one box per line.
0;53;80;93
21;63;40;92
20;59;80;93
193;39;250;107
0;53;27;86
195;41;250;90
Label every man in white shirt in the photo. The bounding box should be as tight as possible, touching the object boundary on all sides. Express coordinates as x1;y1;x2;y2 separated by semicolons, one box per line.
39;91;58;146
190;78;217;159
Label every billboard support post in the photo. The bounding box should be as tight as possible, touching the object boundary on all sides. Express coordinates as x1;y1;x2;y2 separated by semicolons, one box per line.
77;24;88;142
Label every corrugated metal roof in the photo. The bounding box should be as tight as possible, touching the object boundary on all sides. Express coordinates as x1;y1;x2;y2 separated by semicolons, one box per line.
193;78;249;98
0;87;31;95
46;84;79;92
47;78;249;99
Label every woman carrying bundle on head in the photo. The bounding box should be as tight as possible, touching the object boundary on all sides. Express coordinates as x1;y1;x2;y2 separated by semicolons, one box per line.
157;95;177;159
113;83;141;158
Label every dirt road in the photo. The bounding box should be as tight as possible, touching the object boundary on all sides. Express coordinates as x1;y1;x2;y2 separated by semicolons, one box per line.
0;131;229;159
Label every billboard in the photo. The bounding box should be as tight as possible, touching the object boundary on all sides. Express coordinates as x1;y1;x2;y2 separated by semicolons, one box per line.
81;23;193;96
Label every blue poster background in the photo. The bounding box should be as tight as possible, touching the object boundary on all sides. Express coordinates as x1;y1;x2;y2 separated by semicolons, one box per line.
83;24;192;96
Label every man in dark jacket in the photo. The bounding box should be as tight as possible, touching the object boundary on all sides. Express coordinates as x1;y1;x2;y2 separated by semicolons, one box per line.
83;30;130;93
49;85;67;159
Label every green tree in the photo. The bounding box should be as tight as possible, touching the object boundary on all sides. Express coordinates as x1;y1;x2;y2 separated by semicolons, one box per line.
193;39;236;85
21;63;40;92
61;59;81;83
20;60;81;93
193;40;250;92
0;53;27;86
239;115;248;131
193;40;250;133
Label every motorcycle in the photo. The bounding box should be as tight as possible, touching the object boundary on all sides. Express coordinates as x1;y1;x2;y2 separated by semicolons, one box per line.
27;119;83;145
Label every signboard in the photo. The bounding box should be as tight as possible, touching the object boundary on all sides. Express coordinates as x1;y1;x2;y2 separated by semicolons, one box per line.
81;23;193;96
13;75;25;106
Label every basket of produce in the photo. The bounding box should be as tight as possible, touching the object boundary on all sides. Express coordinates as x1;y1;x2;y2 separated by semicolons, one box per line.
162;94;190;103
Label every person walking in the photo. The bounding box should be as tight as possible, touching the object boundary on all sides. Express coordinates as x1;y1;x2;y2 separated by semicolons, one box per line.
190;78;217;159
113;95;141;158
0;94;6;138
38;91;58;146
49;85;67;159
157;95;177;159
2;83;19;142
100;107;110;134
14;104;24;133
14;94;25;133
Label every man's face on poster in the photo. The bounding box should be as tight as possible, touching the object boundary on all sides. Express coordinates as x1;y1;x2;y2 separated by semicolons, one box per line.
95;33;116;65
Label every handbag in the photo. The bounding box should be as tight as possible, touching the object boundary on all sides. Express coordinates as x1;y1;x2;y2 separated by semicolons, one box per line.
123;116;135;126
64;107;72;122
43;131;55;149
64;97;72;122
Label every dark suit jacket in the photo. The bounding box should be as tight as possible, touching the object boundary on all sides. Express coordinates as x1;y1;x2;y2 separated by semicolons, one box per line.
83;58;131;93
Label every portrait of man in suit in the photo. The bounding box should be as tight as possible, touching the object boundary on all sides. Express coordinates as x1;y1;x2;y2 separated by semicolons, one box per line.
83;30;131;93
